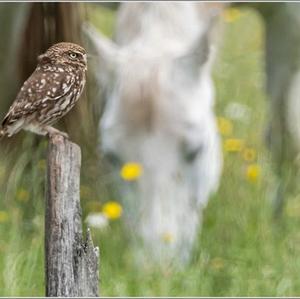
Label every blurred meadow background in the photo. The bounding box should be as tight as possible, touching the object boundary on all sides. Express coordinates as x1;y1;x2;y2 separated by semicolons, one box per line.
0;3;299;297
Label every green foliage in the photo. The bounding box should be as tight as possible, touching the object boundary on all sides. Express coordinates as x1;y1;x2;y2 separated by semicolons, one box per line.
0;6;300;297
87;4;116;38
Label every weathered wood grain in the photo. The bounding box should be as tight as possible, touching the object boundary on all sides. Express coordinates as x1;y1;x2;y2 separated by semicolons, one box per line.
45;135;99;297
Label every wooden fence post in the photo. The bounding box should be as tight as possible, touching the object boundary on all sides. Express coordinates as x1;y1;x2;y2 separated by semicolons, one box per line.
45;135;99;297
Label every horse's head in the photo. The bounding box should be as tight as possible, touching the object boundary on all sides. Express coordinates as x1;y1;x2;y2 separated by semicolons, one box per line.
83;6;222;262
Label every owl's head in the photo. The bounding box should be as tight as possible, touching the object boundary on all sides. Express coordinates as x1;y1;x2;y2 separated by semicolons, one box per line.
38;42;87;71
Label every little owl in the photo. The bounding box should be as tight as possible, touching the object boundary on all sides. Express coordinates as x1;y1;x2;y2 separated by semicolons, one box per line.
0;42;87;138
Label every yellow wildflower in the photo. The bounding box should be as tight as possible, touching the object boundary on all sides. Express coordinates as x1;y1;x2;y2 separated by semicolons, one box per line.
242;147;257;162
38;159;46;171
224;138;244;152
223;8;242;23
162;232;175;244
246;164;261;182
102;201;123;220
120;162;143;181
217;117;233;136
210;257;225;270
17;188;30;202
0;211;9;223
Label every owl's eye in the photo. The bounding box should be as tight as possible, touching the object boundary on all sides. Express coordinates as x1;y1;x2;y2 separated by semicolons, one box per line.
69;52;78;59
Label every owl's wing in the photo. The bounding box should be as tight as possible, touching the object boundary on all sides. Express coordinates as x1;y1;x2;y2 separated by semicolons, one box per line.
1;67;75;127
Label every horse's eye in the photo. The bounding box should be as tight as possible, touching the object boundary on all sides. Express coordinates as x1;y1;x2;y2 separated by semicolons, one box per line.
69;52;78;59
181;142;203;163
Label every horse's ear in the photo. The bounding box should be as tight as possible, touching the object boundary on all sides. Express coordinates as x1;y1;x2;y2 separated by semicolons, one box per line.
82;23;120;88
171;16;218;86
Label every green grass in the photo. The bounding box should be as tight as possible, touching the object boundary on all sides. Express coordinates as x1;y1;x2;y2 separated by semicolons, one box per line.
1;6;300;296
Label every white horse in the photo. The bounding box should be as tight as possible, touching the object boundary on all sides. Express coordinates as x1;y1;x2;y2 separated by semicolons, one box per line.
85;2;224;264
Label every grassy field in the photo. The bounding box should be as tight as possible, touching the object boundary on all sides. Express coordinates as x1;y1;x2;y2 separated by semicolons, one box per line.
1;5;300;296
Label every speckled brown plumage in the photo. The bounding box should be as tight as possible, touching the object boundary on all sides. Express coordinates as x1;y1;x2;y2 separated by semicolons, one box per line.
0;42;87;138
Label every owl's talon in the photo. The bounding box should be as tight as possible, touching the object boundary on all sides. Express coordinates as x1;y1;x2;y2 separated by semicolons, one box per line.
60;132;70;139
44;126;69;139
47;132;69;139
